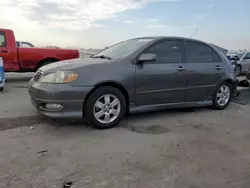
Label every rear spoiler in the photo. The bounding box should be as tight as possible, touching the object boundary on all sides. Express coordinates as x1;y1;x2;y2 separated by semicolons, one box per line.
209;43;228;55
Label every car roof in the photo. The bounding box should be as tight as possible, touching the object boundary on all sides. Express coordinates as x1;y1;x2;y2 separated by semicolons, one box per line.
132;36;207;43
131;36;228;52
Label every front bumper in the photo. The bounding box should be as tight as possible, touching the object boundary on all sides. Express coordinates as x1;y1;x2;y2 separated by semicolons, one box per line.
28;79;93;119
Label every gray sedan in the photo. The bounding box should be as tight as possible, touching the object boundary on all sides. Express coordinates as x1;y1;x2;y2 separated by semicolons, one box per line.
231;52;250;76
28;37;237;129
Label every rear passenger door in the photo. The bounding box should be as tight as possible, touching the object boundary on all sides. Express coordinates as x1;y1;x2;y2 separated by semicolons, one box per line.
184;40;224;102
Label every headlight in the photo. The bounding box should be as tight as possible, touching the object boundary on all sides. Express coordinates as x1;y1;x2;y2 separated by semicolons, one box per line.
40;71;79;83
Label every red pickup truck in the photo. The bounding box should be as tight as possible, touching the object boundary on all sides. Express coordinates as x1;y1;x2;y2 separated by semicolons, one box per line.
0;28;79;72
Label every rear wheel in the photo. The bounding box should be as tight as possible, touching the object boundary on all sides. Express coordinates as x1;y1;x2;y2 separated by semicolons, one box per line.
85;86;126;129
39;61;53;68
212;82;232;110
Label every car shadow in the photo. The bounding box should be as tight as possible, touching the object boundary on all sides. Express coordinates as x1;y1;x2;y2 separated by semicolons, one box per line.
46;106;205;132
5;73;34;82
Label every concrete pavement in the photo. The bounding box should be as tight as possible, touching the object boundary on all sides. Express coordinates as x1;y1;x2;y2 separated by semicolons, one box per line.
1;73;250;188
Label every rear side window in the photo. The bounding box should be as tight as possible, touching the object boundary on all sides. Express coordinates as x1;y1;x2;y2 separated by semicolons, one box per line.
186;41;220;63
144;40;182;63
213;51;221;61
0;32;6;47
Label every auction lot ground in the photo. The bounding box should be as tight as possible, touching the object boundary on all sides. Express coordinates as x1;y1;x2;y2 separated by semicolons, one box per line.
1;73;250;188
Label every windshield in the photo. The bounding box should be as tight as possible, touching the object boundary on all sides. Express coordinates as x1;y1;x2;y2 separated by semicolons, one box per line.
93;38;154;59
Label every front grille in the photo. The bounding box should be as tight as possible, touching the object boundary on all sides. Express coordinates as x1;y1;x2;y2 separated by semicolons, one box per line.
34;70;43;82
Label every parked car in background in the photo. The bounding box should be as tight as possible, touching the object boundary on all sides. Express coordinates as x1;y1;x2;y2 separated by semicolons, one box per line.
0;28;79;72
28;37;237;129
246;66;250;80
231;52;250;76
16;41;35;48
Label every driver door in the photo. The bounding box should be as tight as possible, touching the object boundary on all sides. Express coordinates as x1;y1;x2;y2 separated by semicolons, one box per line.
135;40;186;106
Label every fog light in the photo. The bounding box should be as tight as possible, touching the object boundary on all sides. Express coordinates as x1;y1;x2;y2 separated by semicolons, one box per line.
45;104;62;109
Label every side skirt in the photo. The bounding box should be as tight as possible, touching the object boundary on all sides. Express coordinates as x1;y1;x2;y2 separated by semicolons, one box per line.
129;100;212;114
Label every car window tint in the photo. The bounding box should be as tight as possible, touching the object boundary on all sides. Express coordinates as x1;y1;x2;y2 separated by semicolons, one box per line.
0;32;6;47
186;41;214;63
144;40;182;63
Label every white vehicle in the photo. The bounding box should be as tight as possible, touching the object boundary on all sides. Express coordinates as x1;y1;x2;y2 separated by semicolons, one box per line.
231;52;250;76
0;57;5;91
16;41;35;48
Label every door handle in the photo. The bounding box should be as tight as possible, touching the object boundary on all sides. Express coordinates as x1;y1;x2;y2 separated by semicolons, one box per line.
177;66;186;71
215;65;223;70
0;50;9;53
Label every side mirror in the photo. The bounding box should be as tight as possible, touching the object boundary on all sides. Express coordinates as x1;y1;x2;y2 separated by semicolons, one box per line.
138;53;156;63
231;56;240;61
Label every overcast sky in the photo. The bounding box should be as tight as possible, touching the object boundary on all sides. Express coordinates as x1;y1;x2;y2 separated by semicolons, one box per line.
0;0;249;50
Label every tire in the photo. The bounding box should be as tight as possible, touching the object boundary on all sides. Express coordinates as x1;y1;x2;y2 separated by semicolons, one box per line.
235;65;241;76
212;82;232;110
0;87;3;91
85;86;126;129
38;61;53;69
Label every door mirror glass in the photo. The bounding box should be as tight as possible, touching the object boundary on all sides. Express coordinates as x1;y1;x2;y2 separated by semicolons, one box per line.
138;53;156;63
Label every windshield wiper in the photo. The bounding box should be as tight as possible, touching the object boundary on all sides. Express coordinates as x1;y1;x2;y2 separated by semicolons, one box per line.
92;55;112;60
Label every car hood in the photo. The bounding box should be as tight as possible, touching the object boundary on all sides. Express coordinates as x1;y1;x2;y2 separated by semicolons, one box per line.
39;58;111;73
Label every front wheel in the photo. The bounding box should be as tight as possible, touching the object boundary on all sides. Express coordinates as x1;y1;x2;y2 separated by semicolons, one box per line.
85;86;126;129
235;65;241;76
212;82;232;110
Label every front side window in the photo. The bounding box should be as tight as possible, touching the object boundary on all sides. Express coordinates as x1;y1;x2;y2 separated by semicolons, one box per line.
0;32;6;47
186;41;215;63
143;40;182;63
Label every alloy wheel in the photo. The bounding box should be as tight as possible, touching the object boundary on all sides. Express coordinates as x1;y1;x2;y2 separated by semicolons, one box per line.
216;85;230;107
235;66;241;76
93;94;121;124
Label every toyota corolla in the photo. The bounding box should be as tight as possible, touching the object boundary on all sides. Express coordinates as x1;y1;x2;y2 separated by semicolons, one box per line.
28;37;237;129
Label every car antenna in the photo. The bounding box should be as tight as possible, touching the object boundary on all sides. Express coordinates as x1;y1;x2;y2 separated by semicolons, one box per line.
190;28;199;38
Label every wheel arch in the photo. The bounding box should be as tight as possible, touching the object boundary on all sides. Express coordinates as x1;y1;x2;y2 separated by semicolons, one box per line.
83;81;130;115
35;57;60;70
219;78;237;95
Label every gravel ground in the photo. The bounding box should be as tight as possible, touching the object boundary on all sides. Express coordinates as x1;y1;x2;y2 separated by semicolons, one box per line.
1;73;250;188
